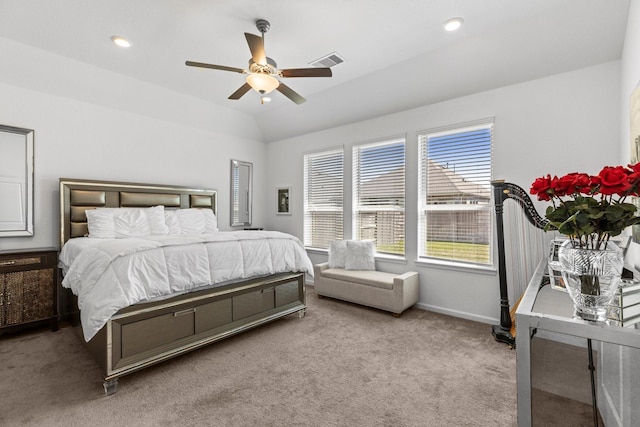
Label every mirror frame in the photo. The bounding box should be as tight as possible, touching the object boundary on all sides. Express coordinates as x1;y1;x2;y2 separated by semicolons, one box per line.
0;124;34;237
230;159;252;226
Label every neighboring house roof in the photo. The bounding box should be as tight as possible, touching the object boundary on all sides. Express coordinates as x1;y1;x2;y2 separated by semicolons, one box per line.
356;160;490;202
359;167;405;201
427;159;490;201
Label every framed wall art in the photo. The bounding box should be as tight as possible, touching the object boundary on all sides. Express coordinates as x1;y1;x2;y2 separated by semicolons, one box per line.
277;187;291;215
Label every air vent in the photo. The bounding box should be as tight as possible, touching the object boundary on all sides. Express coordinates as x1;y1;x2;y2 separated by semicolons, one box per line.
310;52;345;68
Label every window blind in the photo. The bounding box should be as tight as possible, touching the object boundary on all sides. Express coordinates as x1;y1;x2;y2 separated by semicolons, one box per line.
353;139;405;255
418;122;493;265
303;148;344;249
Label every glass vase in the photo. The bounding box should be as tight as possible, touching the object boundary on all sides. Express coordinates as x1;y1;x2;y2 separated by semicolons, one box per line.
558;240;623;322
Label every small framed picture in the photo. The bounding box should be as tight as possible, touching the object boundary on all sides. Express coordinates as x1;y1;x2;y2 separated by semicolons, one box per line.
277;187;291;215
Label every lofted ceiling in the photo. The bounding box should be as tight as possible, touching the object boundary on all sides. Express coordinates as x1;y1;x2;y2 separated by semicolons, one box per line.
0;0;631;142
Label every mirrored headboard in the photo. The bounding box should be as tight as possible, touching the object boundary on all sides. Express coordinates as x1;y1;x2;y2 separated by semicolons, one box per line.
59;178;217;248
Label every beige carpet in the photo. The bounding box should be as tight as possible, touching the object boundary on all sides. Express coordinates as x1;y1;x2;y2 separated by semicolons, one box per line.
0;287;595;426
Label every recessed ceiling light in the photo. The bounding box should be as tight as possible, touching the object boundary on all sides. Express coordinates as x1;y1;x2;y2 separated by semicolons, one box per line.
444;17;464;32
111;36;131;48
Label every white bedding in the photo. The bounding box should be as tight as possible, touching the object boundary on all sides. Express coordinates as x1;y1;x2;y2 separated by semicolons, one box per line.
59;231;314;341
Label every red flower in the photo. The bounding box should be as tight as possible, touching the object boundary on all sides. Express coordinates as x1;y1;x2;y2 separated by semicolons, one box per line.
628;162;640;174
531;163;640;250
627;162;640;196
551;173;592;196
530;175;553;201
593;166;632;196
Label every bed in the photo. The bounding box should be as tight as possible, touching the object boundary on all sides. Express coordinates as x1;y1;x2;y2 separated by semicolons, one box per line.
58;178;312;395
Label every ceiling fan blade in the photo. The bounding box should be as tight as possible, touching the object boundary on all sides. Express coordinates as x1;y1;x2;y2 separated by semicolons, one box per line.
280;68;332;78
245;33;266;65
276;83;306;104
228;83;252;100
186;61;245;74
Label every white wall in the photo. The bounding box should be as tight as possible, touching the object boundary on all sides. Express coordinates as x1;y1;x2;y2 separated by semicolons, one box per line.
621;0;640;272
0;39;266;251
266;61;621;324
621;0;640;164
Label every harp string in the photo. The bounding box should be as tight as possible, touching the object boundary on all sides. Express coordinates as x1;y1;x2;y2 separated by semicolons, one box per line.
503;200;556;304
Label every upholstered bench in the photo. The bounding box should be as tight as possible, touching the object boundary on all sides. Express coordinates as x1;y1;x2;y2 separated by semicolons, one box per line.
312;240;419;317
313;263;419;316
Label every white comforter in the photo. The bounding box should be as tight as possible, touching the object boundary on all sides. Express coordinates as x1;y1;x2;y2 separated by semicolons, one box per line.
59;231;314;341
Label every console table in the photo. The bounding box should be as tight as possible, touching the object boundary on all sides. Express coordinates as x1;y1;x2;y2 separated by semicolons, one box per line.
516;259;640;426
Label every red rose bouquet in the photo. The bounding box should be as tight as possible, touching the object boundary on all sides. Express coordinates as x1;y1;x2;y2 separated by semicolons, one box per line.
530;163;640;250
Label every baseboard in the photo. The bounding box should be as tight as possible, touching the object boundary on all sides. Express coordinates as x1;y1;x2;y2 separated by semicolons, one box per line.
415;302;498;325
308;283;499;326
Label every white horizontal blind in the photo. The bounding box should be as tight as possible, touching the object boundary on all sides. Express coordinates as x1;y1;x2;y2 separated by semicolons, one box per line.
304;148;344;249
353;139;405;255
418;122;493;265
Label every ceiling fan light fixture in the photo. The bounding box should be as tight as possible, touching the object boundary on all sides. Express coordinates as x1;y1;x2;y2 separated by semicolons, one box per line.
260;96;271;104
246;73;279;94
443;17;464;32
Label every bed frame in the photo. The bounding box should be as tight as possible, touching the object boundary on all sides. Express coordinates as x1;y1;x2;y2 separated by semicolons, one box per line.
59;178;307;395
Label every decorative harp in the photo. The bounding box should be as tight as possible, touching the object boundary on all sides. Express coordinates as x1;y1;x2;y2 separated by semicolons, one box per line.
491;180;553;347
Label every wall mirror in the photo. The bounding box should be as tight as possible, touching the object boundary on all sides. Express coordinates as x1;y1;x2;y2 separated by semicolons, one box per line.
230;159;252;226
0;124;34;237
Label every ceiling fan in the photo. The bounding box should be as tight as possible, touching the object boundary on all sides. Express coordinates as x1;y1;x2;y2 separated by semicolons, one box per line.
186;19;332;105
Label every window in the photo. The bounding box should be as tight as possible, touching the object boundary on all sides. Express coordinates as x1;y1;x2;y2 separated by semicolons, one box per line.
418;121;493;266
353;139;405;255
303;148;344;249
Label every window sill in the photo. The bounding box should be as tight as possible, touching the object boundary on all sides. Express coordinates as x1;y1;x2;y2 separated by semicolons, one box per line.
375;254;407;265
305;248;328;255
415;258;497;275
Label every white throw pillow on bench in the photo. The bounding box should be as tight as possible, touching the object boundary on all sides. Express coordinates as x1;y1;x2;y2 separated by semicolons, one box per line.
328;240;376;271
328;240;347;268
344;240;376;271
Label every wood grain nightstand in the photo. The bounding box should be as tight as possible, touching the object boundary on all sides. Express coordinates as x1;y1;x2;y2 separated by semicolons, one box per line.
0;248;59;335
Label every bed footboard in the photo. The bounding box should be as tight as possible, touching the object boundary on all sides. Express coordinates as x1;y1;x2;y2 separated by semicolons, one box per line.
76;272;306;395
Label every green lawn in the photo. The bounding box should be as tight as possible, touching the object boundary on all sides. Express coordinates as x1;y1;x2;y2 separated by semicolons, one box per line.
426;241;490;264
377;240;490;264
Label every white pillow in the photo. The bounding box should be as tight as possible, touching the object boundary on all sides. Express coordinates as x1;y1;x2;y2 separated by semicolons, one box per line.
165;208;218;235
86;209;115;238
144;205;170;235
328;240;347;268
202;209;219;233
86;206;169;238
175;209;206;235
113;208;151;238
344;240;376;271
164;210;181;235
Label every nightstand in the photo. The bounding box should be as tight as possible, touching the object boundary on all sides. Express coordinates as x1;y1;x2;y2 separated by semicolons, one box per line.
0;248;59;335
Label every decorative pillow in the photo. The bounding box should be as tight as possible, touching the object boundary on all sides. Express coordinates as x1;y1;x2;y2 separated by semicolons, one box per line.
113;208;151;238
344;240;376;271
86;206;169;238
143;205;170;235
202;209;219;233
164;210;181;235
165;208;219;235
86;209;115;238
175;209;206;235
328;240;347;268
